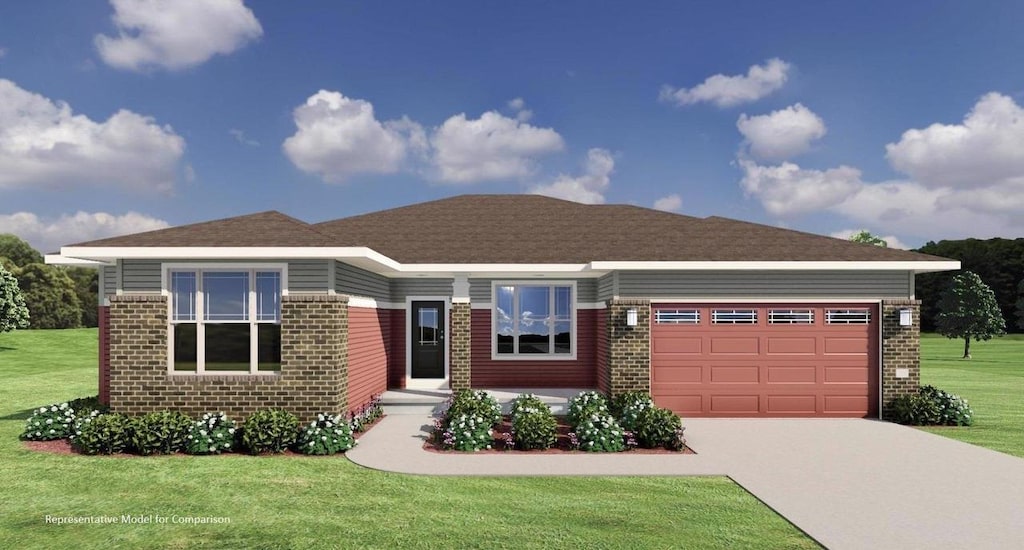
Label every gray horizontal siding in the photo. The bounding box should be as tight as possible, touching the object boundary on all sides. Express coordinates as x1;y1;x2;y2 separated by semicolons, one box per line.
616;270;912;299
118;259;330;293
469;278;598;303
288;260;329;293
102;265;116;298
120;260;161;292
335;261;389;300
597;273;616;302
391;278;453;301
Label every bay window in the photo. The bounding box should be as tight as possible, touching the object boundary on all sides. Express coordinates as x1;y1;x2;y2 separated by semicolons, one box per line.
494;283;574;358
169;267;282;374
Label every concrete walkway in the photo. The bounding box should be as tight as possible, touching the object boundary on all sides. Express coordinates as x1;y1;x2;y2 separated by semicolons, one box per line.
346;415;1024;549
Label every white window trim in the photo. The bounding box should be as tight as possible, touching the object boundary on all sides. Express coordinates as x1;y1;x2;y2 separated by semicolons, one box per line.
164;263;287;376
491;280;577;361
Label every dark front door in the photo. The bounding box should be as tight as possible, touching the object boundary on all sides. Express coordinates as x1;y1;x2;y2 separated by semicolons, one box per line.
411;301;445;378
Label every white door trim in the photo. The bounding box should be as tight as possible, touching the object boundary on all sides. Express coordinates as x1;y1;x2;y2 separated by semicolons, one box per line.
405;296;451;390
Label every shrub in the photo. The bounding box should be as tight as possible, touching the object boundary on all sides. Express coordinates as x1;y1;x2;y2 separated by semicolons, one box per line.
611;391;656;431
72;413;131;455
296;413;356;455
68;395;109;415
446;389;502;428
919;385;974;426
509;393;548;420
567;391;609;425
511;404;557;450
21;402;76;441
574;413;625;452
350;395;384;432
440;412;493;451
633;407;685;450
185;412;238;455
889;386;973;426
129;411;193;455
242;409;300;454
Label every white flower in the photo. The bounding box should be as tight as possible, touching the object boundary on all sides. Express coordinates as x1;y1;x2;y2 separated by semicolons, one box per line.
39;407;47;413
200;430;207;436
326;421;333;427
308;441;315;447
45;419;53;425
50;406;58;412
49;429;55;434
228;428;236;434
321;436;327;441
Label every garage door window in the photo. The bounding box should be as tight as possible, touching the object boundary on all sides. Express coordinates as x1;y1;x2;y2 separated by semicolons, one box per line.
826;309;871;324
769;309;814;324
655;309;700;324
712;309;757;324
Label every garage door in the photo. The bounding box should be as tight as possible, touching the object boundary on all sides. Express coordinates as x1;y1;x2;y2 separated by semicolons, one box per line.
651;303;878;417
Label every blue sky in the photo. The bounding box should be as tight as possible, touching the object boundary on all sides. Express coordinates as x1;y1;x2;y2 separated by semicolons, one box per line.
2;1;1024;252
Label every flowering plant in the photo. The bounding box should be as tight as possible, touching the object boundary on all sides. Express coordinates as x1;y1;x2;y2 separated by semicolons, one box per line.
185;412;238;455
510;396;557;450
567;391;609;426
440;413;493;452
72;413;131;455
573;413;625;453
634;407;685;450
21;402;76;441
445;390;502;428
350;394;384;432
611;391;655;431
509;393;547;419
296;413;356;455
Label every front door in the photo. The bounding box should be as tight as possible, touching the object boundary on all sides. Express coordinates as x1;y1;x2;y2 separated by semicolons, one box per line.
411;301;445;379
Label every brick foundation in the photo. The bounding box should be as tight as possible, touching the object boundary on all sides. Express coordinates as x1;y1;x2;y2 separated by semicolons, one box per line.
450;302;471;389
107;294;349;422
604;299;651;396
881;299;921;418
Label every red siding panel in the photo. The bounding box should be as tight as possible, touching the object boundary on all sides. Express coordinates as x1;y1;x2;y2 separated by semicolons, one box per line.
347;307;390;413
596;311;609;394
389;309;406;388
98;305;111;405
470;308;598;388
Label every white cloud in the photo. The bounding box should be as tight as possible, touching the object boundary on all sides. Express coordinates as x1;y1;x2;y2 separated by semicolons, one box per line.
229;128;259;147
530;148;613;204
0;48;7;59
828;229;909;250
0;79;185;192
737;103;826;160
0;211;169;252
431;111;564;183
738;159;863;216
283;90;416;183
95;0;262;71
653;194;683;212
660;58;791;108
507;97;533;122
886;92;1024;188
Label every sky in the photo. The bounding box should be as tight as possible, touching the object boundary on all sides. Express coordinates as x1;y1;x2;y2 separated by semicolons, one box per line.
2;1;1024;253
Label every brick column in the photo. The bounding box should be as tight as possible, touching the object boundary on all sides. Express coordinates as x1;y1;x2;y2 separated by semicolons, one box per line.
881;299;921;418
449;302;471;390
280;294;349;417
604;299;651;396
108;295;168;414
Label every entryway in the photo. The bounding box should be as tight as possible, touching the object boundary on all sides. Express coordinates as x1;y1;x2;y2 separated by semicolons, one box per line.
406;299;448;389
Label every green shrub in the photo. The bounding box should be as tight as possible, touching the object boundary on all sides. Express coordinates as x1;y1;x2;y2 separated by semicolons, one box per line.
889;385;973;426
129;411;193;455
296;413;356;455
919;385;974;426
446;390;502;428
509;393;548;420
611;391;655;431
21;402;76;441
72;413;131;455
567;391;609;425
633;407;685;450
185;412;237;455
242;409;299;454
68;395;109;415
573;413;625;452
440;413;493;451
350;394;384;432
511;404;557;450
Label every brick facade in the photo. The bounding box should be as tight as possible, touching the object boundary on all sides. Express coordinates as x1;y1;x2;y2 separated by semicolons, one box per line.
449;302;471;390
603;299;651;396
107;294;349;422
881;299;921;418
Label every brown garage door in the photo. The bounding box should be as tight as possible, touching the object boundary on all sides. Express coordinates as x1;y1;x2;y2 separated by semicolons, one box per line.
651;303;878;417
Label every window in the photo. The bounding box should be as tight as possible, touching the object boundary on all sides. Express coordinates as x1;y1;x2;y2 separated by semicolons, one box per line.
655;309;700;324
769;309;814;324
826;309;871;324
495;283;574;358
169;268;282;374
712;309;758;324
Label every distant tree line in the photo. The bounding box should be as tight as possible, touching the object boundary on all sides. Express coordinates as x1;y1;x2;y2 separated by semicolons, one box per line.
0;234;98;329
915;238;1024;333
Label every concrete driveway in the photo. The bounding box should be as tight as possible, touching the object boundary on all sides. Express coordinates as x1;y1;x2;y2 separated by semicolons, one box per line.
685;418;1024;549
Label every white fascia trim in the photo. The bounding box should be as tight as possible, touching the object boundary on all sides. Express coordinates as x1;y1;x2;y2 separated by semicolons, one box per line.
347;296;402;309
44;254;112;266
649;298;890;304
58;246;401;270
399;264;595;275
588;261;961;273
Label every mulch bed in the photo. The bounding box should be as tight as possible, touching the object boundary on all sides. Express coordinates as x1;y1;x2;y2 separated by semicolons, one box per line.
423;416;694;454
20;415;385;458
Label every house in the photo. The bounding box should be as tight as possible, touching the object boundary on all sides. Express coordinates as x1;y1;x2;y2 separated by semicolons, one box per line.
47;194;959;420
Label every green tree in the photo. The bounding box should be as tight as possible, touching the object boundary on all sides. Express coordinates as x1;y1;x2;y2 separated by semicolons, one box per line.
0;234;44;267
849;230;888;247
937;271;1005;358
15;263;82;329
0;263;30;333
1016;280;1024;330
64;267;99;327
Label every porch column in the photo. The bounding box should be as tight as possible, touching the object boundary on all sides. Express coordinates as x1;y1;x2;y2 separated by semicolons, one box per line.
881;299;921;418
449;302;471;390
605;299;651;396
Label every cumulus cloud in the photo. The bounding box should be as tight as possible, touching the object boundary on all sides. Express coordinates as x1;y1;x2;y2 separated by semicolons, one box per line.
507;97;533;122
660;58;791;108
95;0;262;71
653;194;683;212
737;103;826;160
283;90;417;182
829;229;909;250
738;159;864;216
0;79;185;192
886;92;1024;189
530;148;614;204
431;111;564;183
0;211;169;252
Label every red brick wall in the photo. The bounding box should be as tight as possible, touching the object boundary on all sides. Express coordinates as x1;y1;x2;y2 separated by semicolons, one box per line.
596;309;609;394
388;309;406;388
98;305;111;405
347;307;390;413
470;308;598;388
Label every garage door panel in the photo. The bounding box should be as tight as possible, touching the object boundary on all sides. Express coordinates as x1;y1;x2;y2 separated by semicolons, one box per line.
766;395;817;414
710;337;759;354
823;337;869;355
651;364;703;383
824;395;869;414
652;336;702;354
652;394;703;415
767;366;817;384
766;337;816;355
710;395;759;414
824;366;869;384
710;365;759;383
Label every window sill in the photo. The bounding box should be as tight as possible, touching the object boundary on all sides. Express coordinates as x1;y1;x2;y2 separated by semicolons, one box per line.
490;354;578;361
167;372;282;381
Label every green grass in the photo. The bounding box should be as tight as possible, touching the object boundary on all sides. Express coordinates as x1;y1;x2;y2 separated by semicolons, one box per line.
0;329;816;550
919;333;1024;458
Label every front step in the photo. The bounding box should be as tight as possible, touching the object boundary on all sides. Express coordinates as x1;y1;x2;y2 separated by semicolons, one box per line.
381;388;594;416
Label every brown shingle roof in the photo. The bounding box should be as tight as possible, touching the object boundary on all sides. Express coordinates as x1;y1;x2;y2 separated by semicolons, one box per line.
67;195;950;263
68;211;337;248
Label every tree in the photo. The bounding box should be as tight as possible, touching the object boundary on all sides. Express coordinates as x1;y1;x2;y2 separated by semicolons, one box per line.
1016;280;1024;330
64;267;99;327
15;263;81;329
849;230;887;247
936;271;1005;358
0;234;44;267
0;263;29;333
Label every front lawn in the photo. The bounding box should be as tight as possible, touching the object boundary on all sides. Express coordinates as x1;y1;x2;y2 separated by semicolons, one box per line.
0;329;816;549
920;333;1024;458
